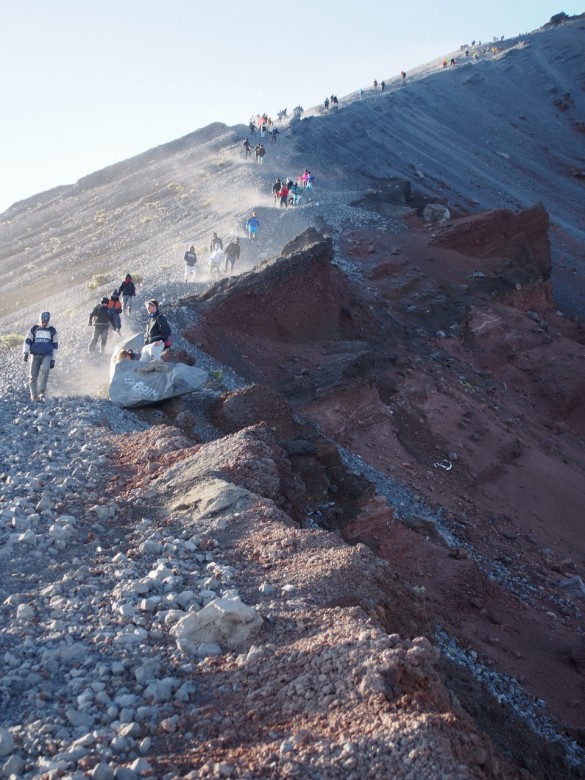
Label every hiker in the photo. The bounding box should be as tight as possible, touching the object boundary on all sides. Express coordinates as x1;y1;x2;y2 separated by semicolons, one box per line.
248;121;255;134
255;144;265;164
400;70;406;82
210;232;223;253
289;182;302;205
246;211;259;239
119;274;136;316
270;126;279;142
23;311;58;401
306;171;314;191
108;290;123;334
373;79;378;89
272;178;282;203
224;237;241;275
279;183;289;208
381;81;386;91
243;139;252;157
324;97;329;110
359;88;364;99
184;245;198;282
88;297;112;354
208;247;224;278
140;299;171;362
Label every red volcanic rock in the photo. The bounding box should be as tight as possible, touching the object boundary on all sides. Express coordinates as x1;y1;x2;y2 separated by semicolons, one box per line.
430;204;551;282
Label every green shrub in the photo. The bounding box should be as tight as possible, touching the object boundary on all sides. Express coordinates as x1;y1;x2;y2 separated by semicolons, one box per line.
0;333;24;349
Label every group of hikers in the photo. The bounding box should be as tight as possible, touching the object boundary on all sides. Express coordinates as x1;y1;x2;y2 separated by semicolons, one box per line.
25;98;321;401
183;231;243;282
271;169;315;208
87;274;137;353
22;275;172;401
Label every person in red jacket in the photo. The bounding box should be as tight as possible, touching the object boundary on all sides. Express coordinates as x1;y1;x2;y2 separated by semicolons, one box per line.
279;184;289;208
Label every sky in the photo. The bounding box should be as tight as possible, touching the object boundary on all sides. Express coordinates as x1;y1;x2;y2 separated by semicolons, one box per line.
1;0;583;215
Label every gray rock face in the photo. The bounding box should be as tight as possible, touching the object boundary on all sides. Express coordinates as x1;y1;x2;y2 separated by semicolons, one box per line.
109;359;208;408
423;203;451;223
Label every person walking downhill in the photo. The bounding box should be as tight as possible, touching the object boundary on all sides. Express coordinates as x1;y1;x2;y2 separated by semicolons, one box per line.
279;182;289;208
246;211;260;239
210;232;223;252
255;144;265;164
140;299;171;362
184;245;198;282
88;297;112;354
118;274;136;316
108;290;123;335
224;237;241;276
23;311;58;401
243;138;252;157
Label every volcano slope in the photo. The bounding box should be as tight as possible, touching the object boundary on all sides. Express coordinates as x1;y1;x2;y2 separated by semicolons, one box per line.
0;12;584;780
167;212;585;774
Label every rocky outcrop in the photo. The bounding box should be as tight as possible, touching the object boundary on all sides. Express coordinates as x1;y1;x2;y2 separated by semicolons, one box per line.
182;230;391;383
429;204;552;285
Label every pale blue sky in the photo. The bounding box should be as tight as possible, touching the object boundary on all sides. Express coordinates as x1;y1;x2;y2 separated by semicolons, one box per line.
1;0;582;214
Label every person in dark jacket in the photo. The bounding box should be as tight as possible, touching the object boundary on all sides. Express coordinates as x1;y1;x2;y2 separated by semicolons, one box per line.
88;298;112;354
184;245;198;282
140;299;171;362
210;233;223;253
224;238;241;275
118;274;136;316
23;311;58;401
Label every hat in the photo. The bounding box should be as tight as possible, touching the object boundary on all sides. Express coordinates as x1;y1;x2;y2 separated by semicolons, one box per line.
40;311;50;323
101;297;109;304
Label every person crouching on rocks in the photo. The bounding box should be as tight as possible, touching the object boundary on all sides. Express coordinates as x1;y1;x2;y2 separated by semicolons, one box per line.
88;297;112;354
23;311;58;401
140;299;172;362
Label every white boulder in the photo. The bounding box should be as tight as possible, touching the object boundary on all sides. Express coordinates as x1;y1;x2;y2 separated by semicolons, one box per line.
171;595;263;654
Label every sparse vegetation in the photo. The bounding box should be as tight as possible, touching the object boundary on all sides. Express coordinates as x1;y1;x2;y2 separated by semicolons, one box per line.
87;274;110;290
0;333;24;349
167;182;185;194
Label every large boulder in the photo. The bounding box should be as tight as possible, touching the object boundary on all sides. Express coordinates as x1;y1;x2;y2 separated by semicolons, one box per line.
109;335;207;408
170;595;263;654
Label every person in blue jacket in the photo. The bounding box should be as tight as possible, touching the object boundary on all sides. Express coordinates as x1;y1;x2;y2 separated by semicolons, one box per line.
246;211;260;239
23;311;58;401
